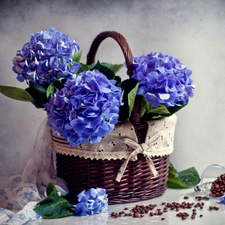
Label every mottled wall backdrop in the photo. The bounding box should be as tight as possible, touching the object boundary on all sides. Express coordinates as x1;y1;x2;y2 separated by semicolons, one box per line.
0;0;225;189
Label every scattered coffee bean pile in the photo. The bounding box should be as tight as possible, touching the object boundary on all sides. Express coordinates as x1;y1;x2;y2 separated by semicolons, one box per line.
110;195;220;221
210;173;225;197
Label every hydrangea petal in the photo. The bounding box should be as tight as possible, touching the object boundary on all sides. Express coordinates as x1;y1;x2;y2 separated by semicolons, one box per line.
159;93;170;100
145;93;160;108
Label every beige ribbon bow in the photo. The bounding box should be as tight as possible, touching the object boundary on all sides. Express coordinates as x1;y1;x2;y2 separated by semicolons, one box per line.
116;136;160;182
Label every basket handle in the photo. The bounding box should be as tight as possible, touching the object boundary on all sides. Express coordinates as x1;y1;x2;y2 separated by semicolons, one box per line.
86;31;141;125
86;31;134;77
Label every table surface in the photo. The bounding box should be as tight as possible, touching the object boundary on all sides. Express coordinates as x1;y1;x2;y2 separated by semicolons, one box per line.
31;188;225;225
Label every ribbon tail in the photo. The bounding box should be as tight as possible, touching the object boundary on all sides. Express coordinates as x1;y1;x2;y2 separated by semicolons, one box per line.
116;148;141;182
115;158;129;182
144;154;159;177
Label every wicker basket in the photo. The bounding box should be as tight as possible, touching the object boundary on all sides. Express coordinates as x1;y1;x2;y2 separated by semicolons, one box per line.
53;31;172;204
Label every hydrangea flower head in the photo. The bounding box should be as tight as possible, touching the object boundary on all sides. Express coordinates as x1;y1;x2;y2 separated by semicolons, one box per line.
76;188;109;216
132;52;195;108
12;27;80;84
46;69;123;146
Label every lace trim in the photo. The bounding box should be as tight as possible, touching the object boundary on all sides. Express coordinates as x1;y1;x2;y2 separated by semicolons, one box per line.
52;140;174;160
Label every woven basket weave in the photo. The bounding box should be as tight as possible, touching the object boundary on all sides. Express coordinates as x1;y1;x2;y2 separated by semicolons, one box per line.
53;31;171;204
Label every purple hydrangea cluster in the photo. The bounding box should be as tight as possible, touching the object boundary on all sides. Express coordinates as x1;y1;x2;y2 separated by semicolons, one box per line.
132;52;195;108
12;27;80;84
46;69;123;146
75;188;109;216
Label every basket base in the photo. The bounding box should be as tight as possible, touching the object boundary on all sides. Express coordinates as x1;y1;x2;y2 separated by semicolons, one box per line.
56;153;169;204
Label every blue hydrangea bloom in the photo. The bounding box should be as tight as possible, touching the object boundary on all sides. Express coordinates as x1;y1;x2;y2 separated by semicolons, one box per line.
46;70;123;146
76;188;109;216
132;52;195;108
12;27;80;84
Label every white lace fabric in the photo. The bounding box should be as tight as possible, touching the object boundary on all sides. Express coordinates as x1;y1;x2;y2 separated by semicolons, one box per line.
52;114;177;160
0;119;68;218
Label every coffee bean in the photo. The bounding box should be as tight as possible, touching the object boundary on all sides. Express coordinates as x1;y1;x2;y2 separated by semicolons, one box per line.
110;195;220;220
149;212;154;216
209;206;219;211
158;211;163;215
210;173;225;197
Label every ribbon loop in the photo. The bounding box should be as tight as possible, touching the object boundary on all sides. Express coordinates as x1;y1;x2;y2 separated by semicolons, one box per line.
115;136;160;182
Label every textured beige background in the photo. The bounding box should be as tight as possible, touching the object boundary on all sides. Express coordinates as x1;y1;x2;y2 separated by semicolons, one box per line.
0;0;225;189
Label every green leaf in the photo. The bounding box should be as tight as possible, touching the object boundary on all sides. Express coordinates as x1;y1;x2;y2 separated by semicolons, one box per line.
118;79;139;122
25;87;47;109
76;61;123;78
46;78;66;99
29;82;47;95
46;83;56;99
0;85;31;102
75;62;92;74
127;82;139;119
141;99;170;119
178;167;201;188
167;162;200;189
34;183;75;219
99;62;124;74
72;50;82;63
91;61;115;80
46;182;55;196
141;99;188;120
